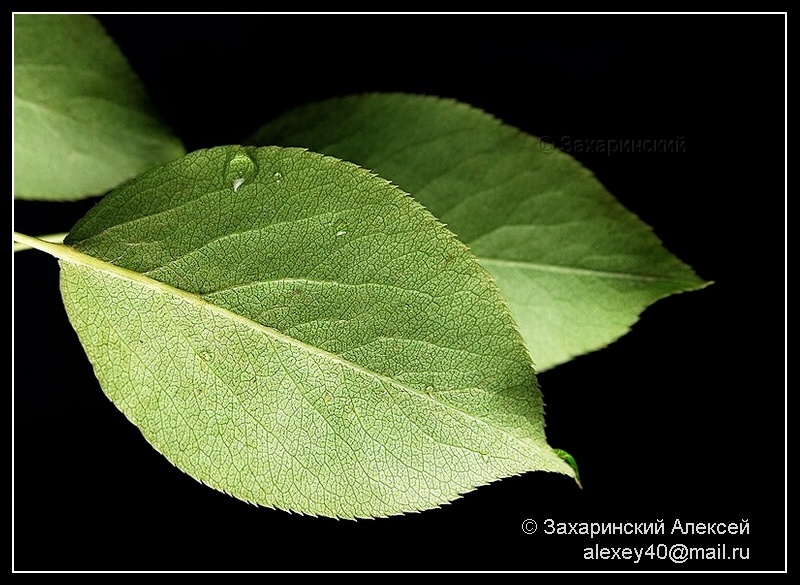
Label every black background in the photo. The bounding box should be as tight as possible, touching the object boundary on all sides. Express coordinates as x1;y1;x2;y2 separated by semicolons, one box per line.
13;14;786;572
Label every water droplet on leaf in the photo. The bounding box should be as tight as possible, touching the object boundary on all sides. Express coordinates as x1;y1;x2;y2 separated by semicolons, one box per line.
224;149;258;192
335;230;347;237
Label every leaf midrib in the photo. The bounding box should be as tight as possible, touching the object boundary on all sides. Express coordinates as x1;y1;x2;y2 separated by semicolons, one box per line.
17;232;547;453
479;257;698;285
15;94;155;125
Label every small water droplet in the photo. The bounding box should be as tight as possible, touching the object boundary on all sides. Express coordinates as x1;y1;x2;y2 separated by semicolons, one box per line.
323;392;333;405
481;453;490;463
224;149;258;192
199;351;211;361
273;171;283;183
335;230;347;237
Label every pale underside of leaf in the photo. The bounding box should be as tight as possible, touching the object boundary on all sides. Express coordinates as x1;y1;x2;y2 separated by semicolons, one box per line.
248;93;708;370
13;14;184;200
54;146;573;518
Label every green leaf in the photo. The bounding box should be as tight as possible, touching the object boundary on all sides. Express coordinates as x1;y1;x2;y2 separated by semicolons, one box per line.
13;14;184;200
34;146;573;518
248;94;708;371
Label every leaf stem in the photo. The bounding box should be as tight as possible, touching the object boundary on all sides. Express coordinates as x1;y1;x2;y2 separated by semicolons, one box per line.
13;232;68;253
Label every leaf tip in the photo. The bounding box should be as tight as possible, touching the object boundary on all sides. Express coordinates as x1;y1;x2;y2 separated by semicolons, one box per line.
553;448;582;489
